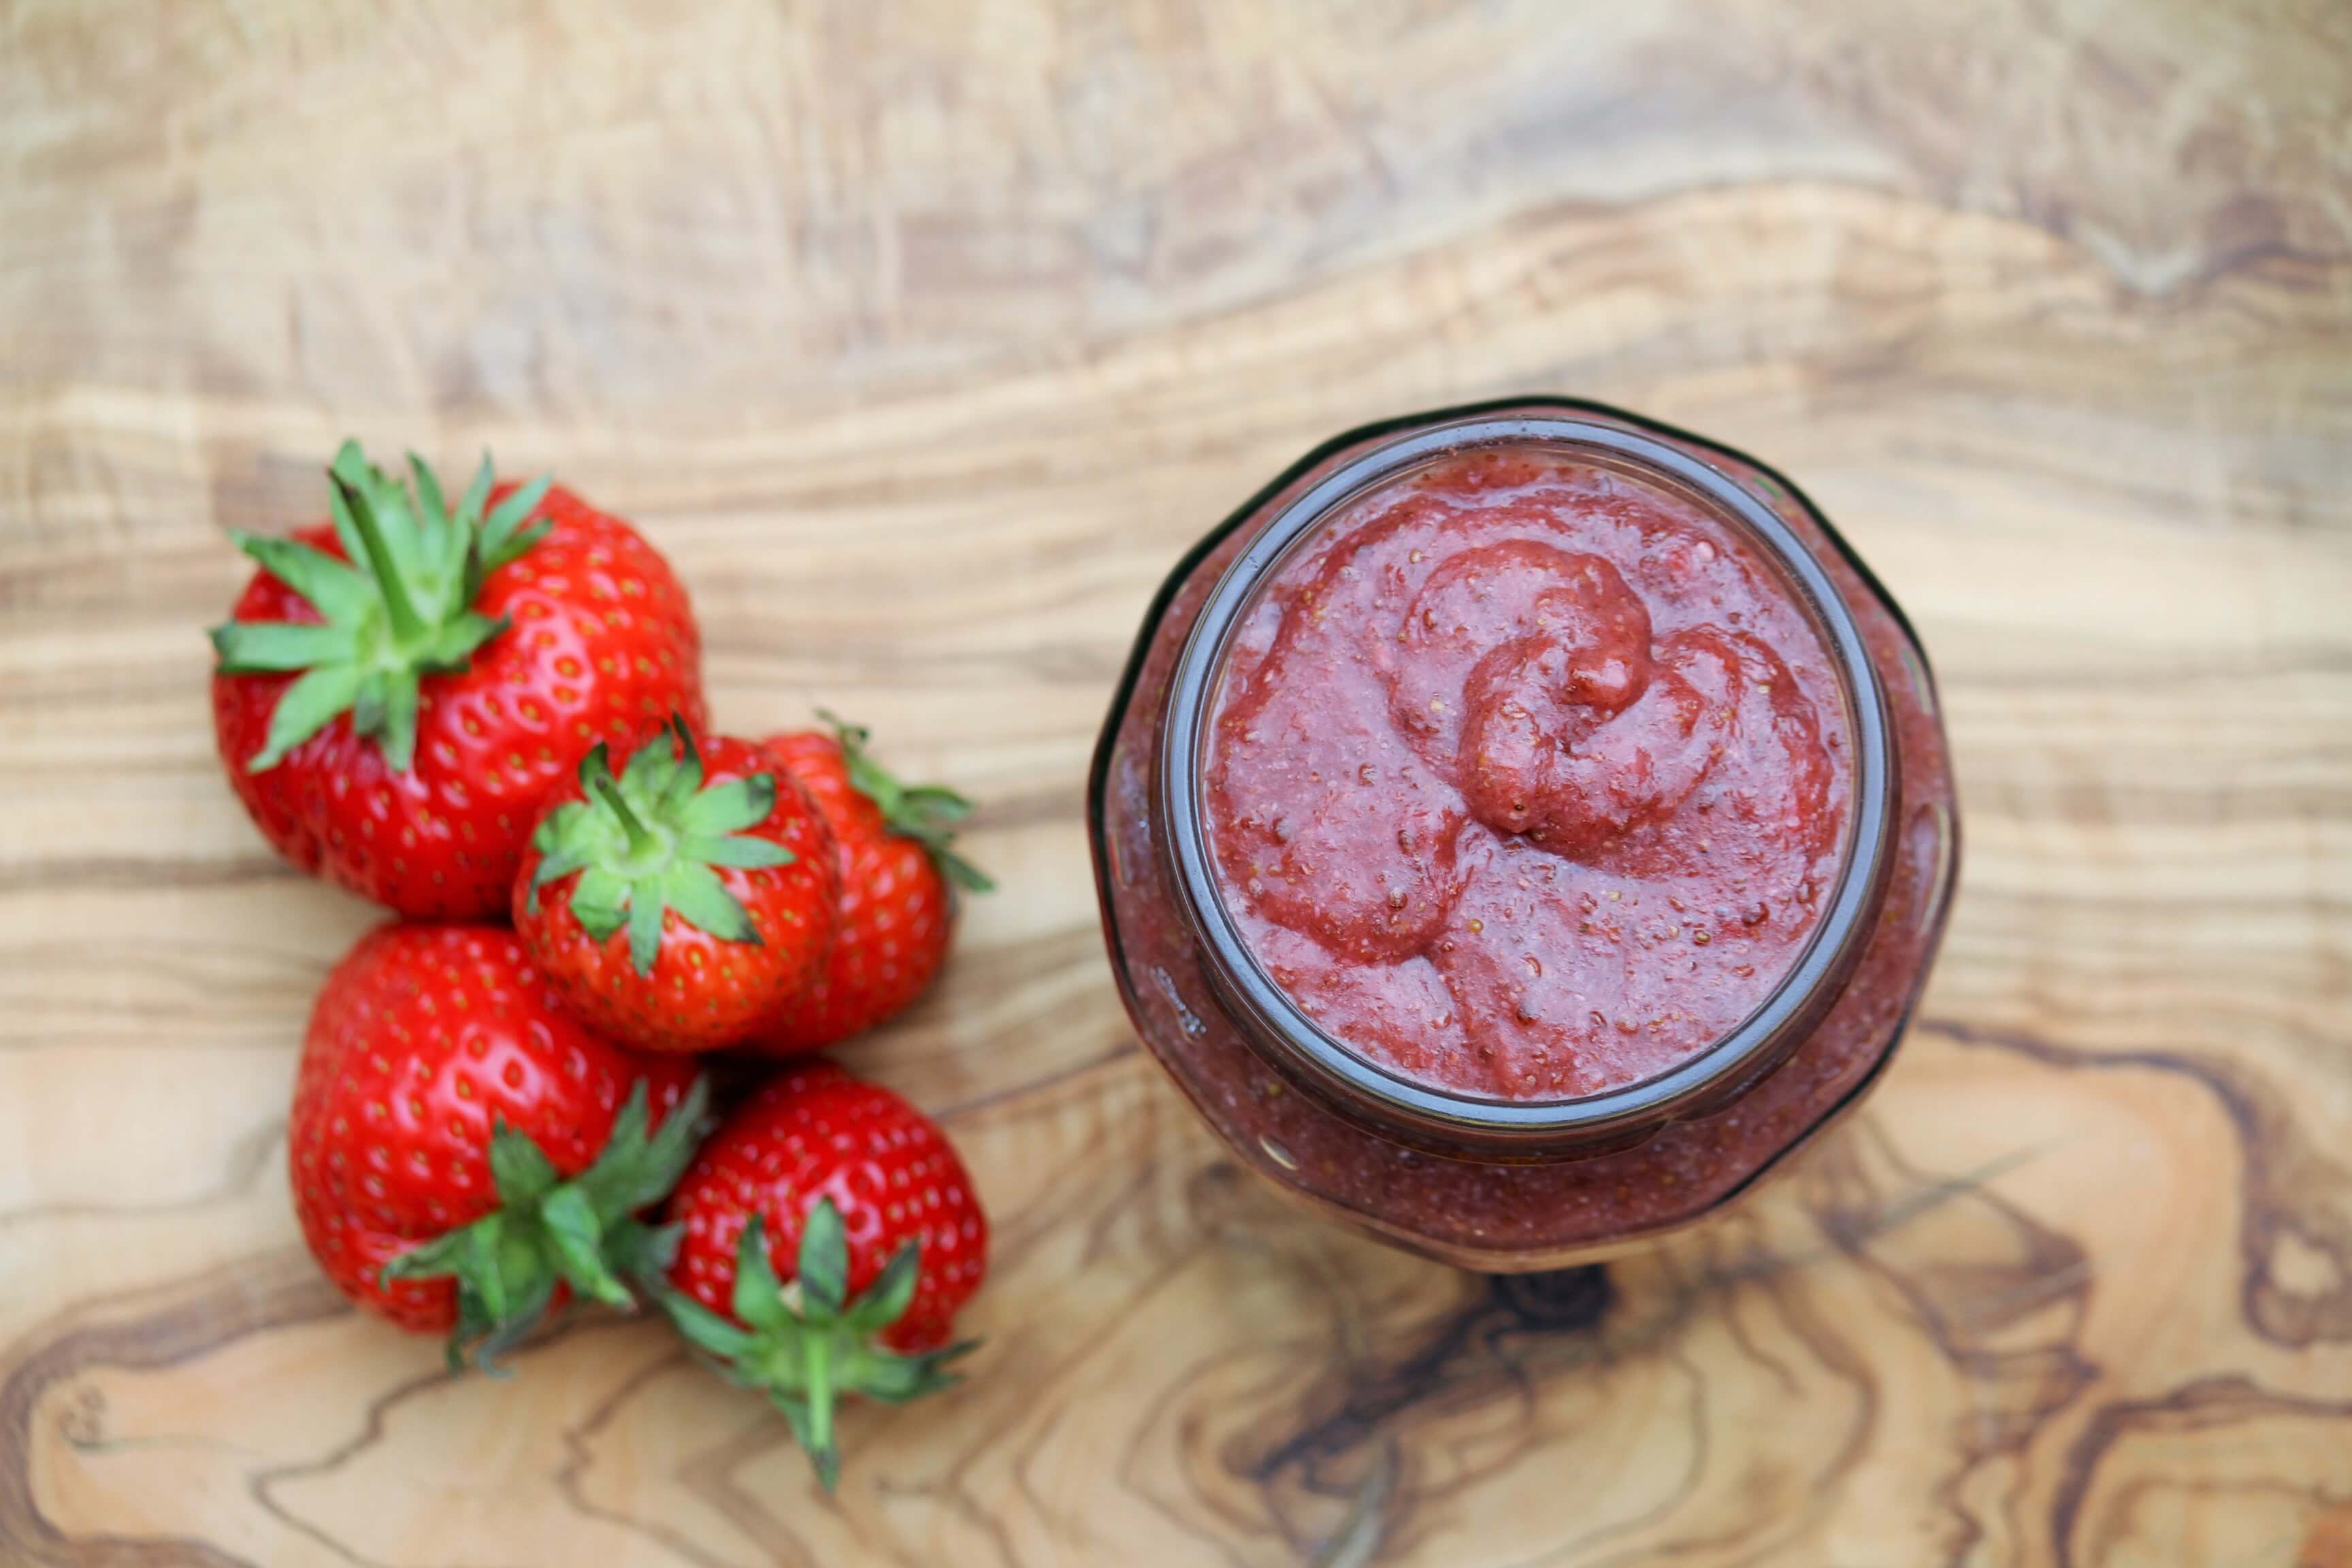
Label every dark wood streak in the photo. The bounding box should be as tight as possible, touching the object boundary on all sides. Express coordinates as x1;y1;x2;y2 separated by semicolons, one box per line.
240;1360;491;1568
1226;1137;2097;1567
713;634;1137;687
0;1036;297;1057
1927;1018;2352;1348
1950;887;2352;921
0;858;303;896
932;1039;1138;1124
951;784;1087;834
1923;784;2352;828
552;1350;742;1568
1944;646;2352;691
0;1254;347;1568
1718;1259;1884;1539
2048;1376;2352;1568
0;1120;280;1232
1486;1341;1739;1568
1545;1241;1888;1568
671;1420;823;1568
236;1318;653;1568
1241;1266;1613;1553
913;926;1127;1018
1810;1122;2100;1566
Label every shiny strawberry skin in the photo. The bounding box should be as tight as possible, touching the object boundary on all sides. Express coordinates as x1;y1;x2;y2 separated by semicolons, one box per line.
666;1060;985;1352
514;734;840;1053
752;732;955;1051
289;924;696;1331
212;483;704;919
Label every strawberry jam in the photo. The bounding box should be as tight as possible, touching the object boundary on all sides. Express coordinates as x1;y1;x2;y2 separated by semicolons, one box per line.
1090;404;1956;1270
1203;448;1849;1100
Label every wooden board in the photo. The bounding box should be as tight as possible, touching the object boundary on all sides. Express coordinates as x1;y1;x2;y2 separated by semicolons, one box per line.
3;1;2349;1563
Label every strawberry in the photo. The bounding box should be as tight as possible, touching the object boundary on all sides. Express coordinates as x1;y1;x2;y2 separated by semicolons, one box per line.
658;1059;987;1487
515;721;839;1053
211;441;704;919
289;922;707;1366
750;716;990;1052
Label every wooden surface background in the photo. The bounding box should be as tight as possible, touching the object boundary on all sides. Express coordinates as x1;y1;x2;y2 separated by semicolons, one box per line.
3;2;2349;1564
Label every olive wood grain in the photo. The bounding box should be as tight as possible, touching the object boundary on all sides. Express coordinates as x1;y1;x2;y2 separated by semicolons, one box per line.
3;1;2348;1563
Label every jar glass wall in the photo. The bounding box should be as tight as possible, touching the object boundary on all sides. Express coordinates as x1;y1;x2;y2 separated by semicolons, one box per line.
1089;401;1957;1270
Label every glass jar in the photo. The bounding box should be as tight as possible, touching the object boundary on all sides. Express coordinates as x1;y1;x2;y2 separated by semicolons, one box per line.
1088;400;1957;1270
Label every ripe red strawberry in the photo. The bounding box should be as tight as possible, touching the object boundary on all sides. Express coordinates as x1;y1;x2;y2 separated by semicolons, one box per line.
514;721;839;1053
212;442;704;919
658;1059;987;1487
751;717;990;1052
289;923;707;1365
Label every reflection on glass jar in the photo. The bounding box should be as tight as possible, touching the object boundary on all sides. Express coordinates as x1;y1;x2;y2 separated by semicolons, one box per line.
1089;402;1958;1271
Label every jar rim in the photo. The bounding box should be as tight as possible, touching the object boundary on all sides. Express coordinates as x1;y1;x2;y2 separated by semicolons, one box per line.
1154;408;1899;1150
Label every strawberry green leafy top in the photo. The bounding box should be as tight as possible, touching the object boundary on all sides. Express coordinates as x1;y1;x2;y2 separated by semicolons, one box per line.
654;1200;972;1491
823;710;994;893
527;721;800;976
209;440;552;773
384;1076;710;1372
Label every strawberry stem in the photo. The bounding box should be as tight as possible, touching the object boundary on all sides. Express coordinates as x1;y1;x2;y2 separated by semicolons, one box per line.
804;1337;835;1473
589;770;659;860
331;473;427;648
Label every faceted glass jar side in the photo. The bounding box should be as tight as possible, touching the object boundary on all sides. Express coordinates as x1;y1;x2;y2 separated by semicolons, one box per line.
1087;400;1959;1271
